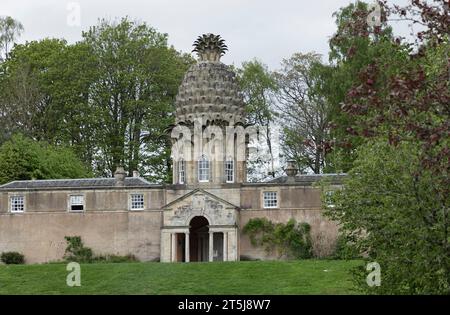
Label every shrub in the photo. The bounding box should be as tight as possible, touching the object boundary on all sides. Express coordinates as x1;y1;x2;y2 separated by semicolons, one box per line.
243;218;313;259
1;252;25;264
333;234;360;260
242;217;274;247
64;236;93;263
64;236;139;263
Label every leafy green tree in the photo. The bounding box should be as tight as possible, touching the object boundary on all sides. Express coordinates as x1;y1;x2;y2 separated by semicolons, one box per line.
0;39;70;143
46;42;99;167
324;0;449;294
81;17;192;180
325;139;449;294
0;134;91;184
322;1;396;172
0;39;101;169
0;18;193;182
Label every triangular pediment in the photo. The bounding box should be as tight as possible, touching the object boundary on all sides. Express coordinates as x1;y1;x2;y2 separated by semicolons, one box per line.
162;189;239;227
163;188;239;210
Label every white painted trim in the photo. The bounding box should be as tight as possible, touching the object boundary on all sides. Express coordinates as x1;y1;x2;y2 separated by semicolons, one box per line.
129;192;145;211
9;194;25;213
262;191;279;209
225;159;234;183
67;193;86;212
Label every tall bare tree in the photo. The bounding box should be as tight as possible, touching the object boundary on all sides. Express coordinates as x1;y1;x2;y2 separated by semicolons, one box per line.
0;16;23;60
274;52;330;174
237;60;280;181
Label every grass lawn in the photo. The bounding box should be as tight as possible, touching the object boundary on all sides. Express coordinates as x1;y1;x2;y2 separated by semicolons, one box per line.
0;260;362;295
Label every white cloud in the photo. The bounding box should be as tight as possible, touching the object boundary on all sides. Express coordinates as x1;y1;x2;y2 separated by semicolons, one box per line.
1;0;413;69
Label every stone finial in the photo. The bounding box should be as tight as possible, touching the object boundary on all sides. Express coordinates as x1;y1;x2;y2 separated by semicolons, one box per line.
114;166;127;186
132;170;140;178
285;160;298;182
192;34;228;62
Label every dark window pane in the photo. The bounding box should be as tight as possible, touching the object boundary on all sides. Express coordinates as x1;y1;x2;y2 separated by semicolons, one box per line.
71;205;84;211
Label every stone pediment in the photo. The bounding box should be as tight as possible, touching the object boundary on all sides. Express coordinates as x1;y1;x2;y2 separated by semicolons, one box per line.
163;189;239;227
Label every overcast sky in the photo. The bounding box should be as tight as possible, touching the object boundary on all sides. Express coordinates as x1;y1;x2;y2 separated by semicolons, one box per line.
1;0;411;69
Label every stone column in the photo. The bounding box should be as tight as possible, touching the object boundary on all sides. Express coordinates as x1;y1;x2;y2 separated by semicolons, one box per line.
223;232;228;261
171;233;177;262
185;232;190;263
209;231;214;262
227;229;238;261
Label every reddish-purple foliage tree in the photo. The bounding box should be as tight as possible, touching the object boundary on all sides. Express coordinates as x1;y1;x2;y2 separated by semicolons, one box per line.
334;0;449;277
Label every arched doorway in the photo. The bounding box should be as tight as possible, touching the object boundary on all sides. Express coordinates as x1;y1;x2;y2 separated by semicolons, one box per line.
189;216;209;262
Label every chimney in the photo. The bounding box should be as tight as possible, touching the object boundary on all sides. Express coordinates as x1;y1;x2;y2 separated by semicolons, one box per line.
285;160;298;183
132;170;140;178
114;166;127;186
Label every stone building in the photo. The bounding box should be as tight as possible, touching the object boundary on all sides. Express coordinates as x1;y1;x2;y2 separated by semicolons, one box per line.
0;35;343;264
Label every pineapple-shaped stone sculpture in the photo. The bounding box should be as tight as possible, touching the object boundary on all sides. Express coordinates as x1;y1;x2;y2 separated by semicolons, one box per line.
174;34;246;125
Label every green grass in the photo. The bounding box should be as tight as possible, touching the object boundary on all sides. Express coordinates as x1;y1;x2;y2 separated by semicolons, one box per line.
0;260;362;295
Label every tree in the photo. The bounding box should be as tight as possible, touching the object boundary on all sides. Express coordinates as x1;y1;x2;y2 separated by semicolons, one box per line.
323;1;395;172
325;139;449;294
0;16;23;60
274;52;331;174
0;39;70;143
81;17;192;180
0;18;193;182
236;60;280;181
324;0;449;294
0;134;91;184
46;42;100;167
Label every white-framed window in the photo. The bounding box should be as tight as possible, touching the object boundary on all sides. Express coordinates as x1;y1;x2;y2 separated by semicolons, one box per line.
10;195;25;213
130;193;144;210
69;195;85;212
178;159;186;184
198;154;210;182
225;158;234;183
263;191;278;208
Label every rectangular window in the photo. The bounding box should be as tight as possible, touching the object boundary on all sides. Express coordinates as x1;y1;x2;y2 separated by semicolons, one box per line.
198;159;210;182
225;160;234;183
10;196;24;213
70;195;84;212
130;194;144;210
179;160;186;184
263;191;278;208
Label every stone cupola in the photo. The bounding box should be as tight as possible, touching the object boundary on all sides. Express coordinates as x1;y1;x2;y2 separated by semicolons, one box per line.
172;34;248;186
174;34;246;126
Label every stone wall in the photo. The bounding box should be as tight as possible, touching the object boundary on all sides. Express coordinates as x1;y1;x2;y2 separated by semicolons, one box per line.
239;185;339;259
0;183;340;263
0;189;164;263
0;189;165;214
0;211;162;263
239;209;339;259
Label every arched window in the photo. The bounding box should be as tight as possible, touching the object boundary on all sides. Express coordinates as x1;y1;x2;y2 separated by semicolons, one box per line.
178;159;186;184
225;157;234;183
198;154;210;182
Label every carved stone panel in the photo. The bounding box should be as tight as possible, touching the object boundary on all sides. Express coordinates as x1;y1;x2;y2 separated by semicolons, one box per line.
165;192;237;227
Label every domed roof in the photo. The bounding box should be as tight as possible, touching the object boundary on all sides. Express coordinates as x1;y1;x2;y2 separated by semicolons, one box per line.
175;34;246;125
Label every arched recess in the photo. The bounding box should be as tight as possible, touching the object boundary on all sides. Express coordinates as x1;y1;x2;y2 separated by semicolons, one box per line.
189;216;209;262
